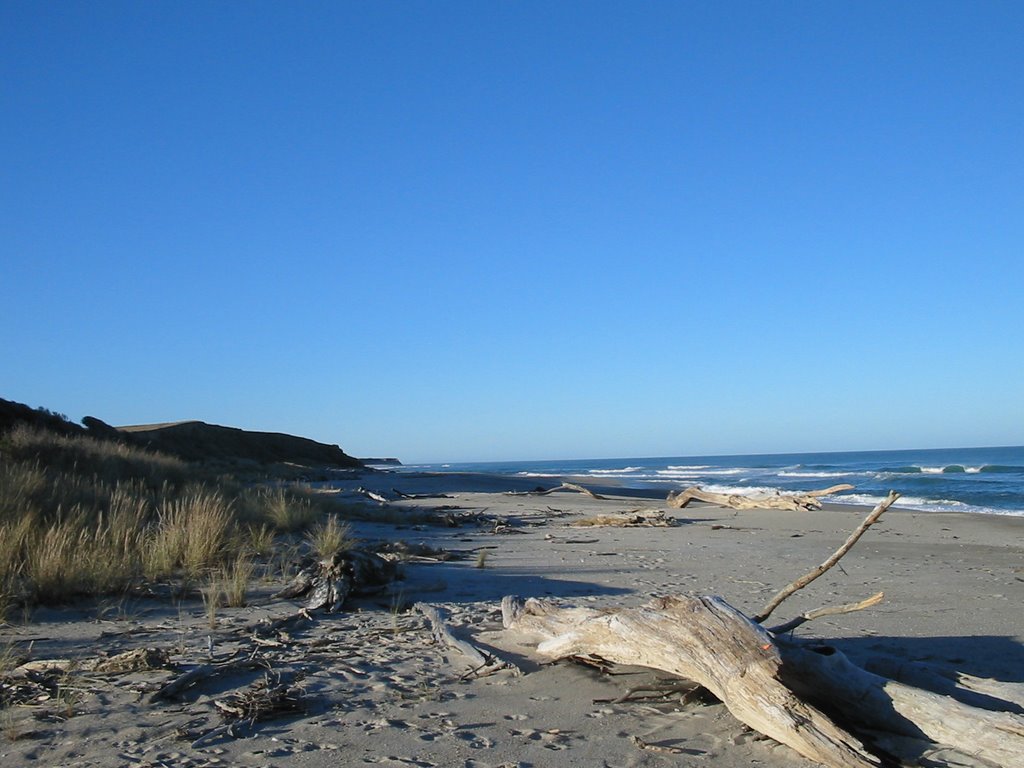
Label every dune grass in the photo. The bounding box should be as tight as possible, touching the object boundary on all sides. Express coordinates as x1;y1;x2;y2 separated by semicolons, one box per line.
0;424;356;620
307;515;354;559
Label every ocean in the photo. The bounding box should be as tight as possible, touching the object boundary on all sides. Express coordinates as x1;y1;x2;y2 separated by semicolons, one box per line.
393;445;1024;517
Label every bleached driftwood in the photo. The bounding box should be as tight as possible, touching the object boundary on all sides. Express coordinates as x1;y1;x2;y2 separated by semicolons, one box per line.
503;594;880;768
667;483;854;512
508;482;608;500
569;510;674;527
503;594;1024;767
392;488;454;500
414;603;521;678
502;492;1024;767
353;487;390;504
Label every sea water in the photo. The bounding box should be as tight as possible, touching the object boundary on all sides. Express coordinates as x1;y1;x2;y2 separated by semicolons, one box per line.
396;446;1024;517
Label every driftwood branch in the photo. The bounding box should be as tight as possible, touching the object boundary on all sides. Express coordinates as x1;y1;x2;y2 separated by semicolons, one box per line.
151;659;266;702
392;489;454;500
508;482;607;500
754;491;899;623
353;487;390;503
415;603;521;678
768;591;885;635
667;483;854;512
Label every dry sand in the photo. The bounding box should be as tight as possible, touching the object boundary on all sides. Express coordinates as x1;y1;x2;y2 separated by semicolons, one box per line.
2;471;1022;767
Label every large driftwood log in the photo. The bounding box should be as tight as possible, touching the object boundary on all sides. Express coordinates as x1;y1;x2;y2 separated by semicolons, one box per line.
503;594;880;768
503;595;1024;768
779;641;1024;767
667;483;854;512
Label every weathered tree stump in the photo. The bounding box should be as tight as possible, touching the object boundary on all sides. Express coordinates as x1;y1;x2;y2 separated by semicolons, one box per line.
275;549;395;612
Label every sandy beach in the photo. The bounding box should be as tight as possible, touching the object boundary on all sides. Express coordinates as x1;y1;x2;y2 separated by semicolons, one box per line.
2;470;1022;767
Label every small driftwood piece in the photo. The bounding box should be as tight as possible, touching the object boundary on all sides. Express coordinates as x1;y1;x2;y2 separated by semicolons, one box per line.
509;482;608;500
667;483;854;512
570;510;674;528
353;487;390;503
392;489;454;500
414;603;520;678
275;549;395;612
767;591;885;635
10;648;172;676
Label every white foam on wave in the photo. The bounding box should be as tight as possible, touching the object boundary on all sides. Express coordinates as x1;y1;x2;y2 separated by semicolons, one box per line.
656;467;744;477
666;465;712;471
588;467;646;475
835;493;1022;517
515;472;560;478
778;470;855;479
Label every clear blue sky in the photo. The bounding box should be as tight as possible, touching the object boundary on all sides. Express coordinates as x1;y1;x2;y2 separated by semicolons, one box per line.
3;2;1022;462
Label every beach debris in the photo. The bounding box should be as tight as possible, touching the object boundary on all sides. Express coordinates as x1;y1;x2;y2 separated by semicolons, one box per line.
666;483;854;512
151;658;267;702
213;670;304;722
630;735;686;755
374;540;468;562
570;510;675;527
503;492;1024;768
392;488;455;500
414;602;521;679
1;666;62;707
275;548;396;612
508;482;608;500
4;647;172;680
353;487;391;503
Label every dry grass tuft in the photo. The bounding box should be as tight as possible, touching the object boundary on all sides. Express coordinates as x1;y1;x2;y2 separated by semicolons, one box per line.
307;515;354;559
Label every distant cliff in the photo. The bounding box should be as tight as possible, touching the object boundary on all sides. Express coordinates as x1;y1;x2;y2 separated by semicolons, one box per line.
1;398;364;470
359;457;403;466
118;421;364;468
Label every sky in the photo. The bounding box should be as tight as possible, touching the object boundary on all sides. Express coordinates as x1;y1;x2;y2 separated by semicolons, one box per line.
2;2;1022;463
